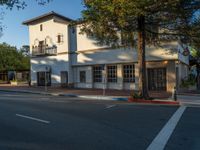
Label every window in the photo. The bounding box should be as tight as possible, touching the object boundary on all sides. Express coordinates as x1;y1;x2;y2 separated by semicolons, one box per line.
72;27;76;34
61;71;68;85
123;64;135;83
40;24;43;31
80;71;86;83
38;41;44;53
93;66;103;83
37;72;51;86
57;34;64;43
107;65;117;83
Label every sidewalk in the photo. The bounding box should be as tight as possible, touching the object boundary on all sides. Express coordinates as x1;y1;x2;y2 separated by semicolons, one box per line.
178;91;200;96
0;84;174;102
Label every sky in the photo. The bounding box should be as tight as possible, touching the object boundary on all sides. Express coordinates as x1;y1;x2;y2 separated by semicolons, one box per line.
0;0;84;48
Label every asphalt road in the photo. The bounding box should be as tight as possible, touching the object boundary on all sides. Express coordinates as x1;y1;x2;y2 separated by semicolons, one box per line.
0;91;199;150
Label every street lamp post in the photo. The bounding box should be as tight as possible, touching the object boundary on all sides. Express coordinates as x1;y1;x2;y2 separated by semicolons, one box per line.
102;65;106;96
45;66;48;93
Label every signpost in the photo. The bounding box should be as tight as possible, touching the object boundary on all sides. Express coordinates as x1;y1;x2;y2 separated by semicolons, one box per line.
45;66;48;93
102;65;106;96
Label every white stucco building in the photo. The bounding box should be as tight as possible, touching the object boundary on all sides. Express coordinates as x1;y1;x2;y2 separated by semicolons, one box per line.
23;11;189;93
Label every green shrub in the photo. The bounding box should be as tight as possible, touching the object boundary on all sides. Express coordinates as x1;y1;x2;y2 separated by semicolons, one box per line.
180;74;196;88
131;92;143;99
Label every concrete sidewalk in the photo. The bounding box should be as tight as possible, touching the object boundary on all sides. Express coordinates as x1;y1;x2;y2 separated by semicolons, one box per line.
0;84;173;101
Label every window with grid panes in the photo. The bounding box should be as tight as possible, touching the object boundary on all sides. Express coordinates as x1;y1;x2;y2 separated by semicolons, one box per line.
93;66;102;82
123;64;135;83
107;65;117;82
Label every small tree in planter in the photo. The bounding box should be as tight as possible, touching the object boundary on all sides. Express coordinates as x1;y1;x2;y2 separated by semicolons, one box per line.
10;79;18;86
180;74;196;90
10;72;18;86
128;92;143;102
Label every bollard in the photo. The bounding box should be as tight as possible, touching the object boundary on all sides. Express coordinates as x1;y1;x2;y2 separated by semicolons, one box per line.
173;86;177;101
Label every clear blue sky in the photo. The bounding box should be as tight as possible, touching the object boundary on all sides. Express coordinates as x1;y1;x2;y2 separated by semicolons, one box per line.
0;0;84;48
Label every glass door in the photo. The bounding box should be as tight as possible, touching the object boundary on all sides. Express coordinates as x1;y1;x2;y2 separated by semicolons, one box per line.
148;68;167;91
37;72;51;86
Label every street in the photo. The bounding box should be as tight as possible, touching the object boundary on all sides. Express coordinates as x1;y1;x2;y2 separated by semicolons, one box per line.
0;92;199;150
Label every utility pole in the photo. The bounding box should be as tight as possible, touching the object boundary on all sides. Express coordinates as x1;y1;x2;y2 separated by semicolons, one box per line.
102;65;106;96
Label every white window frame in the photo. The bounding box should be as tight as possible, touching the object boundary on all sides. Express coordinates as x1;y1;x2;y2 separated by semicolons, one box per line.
107;65;117;83
123;64;135;83
93;66;103;83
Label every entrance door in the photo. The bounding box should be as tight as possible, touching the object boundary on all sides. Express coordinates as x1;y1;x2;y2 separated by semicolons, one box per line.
61;71;68;87
148;68;167;91
37;72;51;86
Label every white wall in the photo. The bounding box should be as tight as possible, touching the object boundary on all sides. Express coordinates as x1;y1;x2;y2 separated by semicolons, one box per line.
75;25;188;66
31;54;69;85
73;66;93;88
73;44;179;66
76;25;108;51
29;17;69;54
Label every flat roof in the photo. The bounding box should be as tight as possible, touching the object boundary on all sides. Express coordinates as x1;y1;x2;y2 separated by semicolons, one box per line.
23;11;73;25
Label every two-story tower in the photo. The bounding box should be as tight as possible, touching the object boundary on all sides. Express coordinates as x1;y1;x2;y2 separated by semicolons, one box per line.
23;12;74;86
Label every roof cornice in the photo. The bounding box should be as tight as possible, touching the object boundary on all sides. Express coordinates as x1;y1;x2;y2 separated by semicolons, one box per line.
23;11;73;25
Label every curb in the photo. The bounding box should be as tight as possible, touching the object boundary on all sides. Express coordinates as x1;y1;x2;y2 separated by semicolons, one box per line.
128;99;180;105
77;95;128;101
0;89;179;104
0;89;49;95
0;89;128;101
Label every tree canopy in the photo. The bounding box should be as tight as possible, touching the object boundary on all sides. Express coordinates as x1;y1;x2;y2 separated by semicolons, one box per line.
82;0;200;46
0;43;30;71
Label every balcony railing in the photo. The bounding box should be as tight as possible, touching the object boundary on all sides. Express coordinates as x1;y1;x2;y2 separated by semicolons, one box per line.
32;45;57;56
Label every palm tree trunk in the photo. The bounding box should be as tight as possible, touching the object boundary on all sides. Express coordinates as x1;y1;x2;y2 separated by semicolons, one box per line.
137;15;149;99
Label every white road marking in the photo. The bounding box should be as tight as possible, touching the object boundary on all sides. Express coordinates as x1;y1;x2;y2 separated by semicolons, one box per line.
146;106;186;150
105;105;116;109
16;114;50;124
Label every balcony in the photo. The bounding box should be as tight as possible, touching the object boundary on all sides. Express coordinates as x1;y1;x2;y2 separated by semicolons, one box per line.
32;45;57;56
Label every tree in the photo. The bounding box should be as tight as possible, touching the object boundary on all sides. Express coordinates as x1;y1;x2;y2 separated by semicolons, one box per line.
188;16;200;90
81;0;200;99
0;43;30;71
20;45;30;57
190;47;200;90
